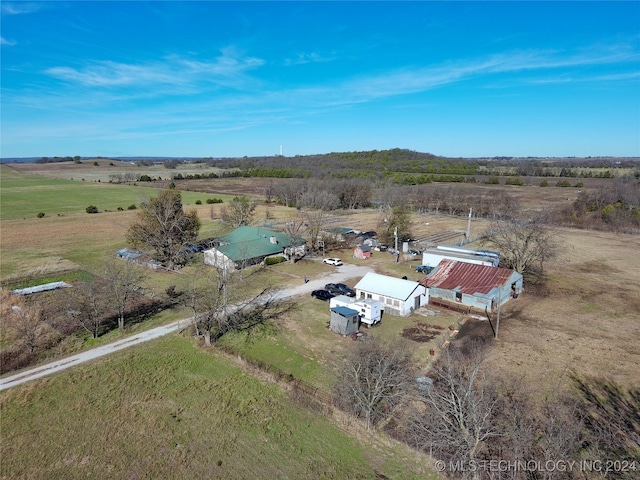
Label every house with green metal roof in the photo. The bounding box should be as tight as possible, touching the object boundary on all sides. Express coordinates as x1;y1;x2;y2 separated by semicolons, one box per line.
326;226;354;242
203;226;306;270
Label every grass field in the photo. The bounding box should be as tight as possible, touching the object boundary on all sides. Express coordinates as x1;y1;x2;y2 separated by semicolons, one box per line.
0;335;435;479
2;162;639;478
0;164;241;222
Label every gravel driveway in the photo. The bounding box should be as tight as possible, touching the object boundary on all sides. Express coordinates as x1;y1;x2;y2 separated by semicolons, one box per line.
0;262;374;391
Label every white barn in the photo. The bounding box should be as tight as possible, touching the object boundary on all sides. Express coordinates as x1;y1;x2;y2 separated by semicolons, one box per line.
354;272;428;317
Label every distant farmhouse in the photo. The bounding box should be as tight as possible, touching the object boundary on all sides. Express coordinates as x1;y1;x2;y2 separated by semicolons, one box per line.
204;226;306;270
325;227;354;243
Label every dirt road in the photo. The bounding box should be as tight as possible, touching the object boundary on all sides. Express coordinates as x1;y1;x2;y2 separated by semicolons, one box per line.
0;263;374;391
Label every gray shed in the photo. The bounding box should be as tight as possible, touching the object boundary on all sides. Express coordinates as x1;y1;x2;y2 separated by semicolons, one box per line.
329;306;360;336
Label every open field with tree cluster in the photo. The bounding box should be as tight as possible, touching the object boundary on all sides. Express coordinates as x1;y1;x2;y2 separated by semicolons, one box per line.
1;155;639;479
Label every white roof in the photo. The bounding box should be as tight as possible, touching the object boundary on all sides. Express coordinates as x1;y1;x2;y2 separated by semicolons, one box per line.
354;272;422;301
12;281;72;295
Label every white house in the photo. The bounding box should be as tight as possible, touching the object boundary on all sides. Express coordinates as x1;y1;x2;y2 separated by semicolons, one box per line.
354;272;428;317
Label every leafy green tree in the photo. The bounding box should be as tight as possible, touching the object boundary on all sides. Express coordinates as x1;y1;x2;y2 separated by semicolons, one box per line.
220;196;256;228
126;189;200;268
377;204;413;246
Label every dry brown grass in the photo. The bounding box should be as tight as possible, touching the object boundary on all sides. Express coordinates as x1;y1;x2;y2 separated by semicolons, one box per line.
3;168;638;394
329;208;640;391
478;228;640;391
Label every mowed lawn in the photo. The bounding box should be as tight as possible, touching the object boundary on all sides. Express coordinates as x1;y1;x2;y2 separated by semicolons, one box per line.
0;336;433;480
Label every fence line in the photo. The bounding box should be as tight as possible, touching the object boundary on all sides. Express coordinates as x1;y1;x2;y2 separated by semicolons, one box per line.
214;342;334;408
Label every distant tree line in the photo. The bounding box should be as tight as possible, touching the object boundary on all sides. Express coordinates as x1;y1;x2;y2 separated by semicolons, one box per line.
555;178;640;233
209;149;639;182
35;156;82;164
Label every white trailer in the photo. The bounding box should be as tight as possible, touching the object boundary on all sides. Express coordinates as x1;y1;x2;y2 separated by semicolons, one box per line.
329;295;382;326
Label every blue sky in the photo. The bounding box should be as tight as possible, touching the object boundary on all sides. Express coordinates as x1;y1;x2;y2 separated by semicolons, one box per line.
1;1;639;158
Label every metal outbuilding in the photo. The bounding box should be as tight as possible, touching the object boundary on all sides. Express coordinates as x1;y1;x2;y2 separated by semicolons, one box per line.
419;259;523;311
420;245;500;269
329;306;360;336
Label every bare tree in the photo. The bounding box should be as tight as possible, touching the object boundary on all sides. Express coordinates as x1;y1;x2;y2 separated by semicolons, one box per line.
126;188;200;268
177;266;293;345
103;259;147;330
406;341;501;479
283;215;306;263
67;278;110;339
1;292;56;354
274;180;303;207
334;337;415;430
298;186;339;210
300;207;333;253
481;211;561;275
221;195;257;228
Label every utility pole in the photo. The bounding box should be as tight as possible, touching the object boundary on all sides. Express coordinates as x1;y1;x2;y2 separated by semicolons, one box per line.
394;226;399;263
495;285;502;339
466;207;472;244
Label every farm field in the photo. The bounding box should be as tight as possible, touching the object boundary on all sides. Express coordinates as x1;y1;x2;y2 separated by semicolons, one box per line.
0;164;231;222
1;162;639;478
6;158;230;184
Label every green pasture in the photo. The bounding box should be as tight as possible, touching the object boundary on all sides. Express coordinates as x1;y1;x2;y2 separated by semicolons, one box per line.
0;335;432;480
0;165;224;221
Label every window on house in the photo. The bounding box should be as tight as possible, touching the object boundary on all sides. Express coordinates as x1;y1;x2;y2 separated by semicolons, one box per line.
456;291;462;302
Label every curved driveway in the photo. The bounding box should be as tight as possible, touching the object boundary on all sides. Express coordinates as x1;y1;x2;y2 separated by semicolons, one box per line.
0;263;374;391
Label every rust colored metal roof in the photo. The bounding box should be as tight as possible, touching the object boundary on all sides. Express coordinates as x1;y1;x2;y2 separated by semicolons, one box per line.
419;259;515;295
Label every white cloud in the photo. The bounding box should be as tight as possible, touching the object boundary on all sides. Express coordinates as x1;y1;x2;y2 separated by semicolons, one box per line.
284;51;336;66
44;48;265;89
1;36;17;46
1;2;41;15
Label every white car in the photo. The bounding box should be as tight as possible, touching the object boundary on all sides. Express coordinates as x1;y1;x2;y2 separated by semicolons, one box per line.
323;257;343;266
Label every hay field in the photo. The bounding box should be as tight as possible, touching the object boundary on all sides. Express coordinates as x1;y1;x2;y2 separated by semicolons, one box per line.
8;158;229;183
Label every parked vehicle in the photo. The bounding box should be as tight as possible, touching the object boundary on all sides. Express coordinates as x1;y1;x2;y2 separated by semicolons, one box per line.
323;257;343;266
335;283;356;297
324;283;342;295
416;265;434;274
407;250;420;256
311;289;335;301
